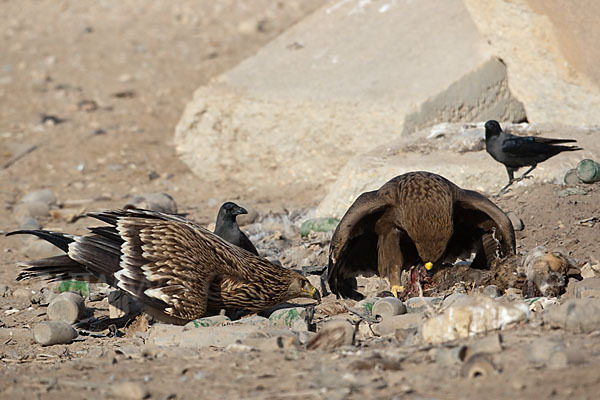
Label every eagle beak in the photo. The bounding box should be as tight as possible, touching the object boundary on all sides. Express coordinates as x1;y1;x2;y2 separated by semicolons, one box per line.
425;262;433;271
304;286;321;303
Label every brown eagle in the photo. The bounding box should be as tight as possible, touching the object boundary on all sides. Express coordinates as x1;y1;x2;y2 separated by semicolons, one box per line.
8;209;320;324
328;171;515;299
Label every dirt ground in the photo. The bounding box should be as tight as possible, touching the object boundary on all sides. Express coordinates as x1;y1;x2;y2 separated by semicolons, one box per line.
1;2;600;399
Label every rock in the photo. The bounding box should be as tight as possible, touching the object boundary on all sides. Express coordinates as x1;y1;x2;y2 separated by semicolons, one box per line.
184;315;231;329
19;217;42;230
372;297;407;319
175;0;527;199
12;288;33;300
371;313;424;337
147;323;298;348
482;285;502;298
579;264;599;279
434;345;467;368
300;218;339;238
13;201;50;222
547;349;586;369
110;382;149;400
108;290;141;319
543;298;600;333
21;188;56;205
464;333;503;359
422;297;529;344
268;307;310;331
47;292;85;324
576;159;600;183
33;321;78;345
441;293;476;310
460;353;498;378
405;297;443;313
21;239;63;259
0;284;10;297
567;278;600;299
31;287;57;305
307;319;354;350
528;338;565;364
0;327;31;342
125;192;177;214
236;204;259;226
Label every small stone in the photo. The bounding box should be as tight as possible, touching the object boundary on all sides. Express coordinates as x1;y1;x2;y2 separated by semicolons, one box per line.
464;333;503;359
482;285;502;298
13;201;50;221
33;321;78;345
528;338;564;364
12;288;33;300
372;297;407;319
19;217;42;230
108;290;140;318
21;189;56;205
125;192;177;214
572;278;600;298
434;345;467;367
47;292;85;324
110;382;149;400
405;296;443;313
31;287;57;305
307;320;354;350
580;264;598;279
0;285;10;297
236;204;259;226
543;298;600;333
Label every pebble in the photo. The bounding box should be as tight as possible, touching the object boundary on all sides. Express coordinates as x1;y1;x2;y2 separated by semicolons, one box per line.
543;298;600;333
12;288;33;300
307;319;354;350
13;200;50;221
464;333;503;359
21;188;56;205
482;285;502;298
125;192;177;214
18;217;41;231
108;290;140;318
30;287;57;305
579;263;599;279
372;297;406;319
405;296;443;313
110;382;149;400
434;345;467;367
33;321;78;345
568;277;600;299
47;292;85;324
0;284;10;297
21;238;63;259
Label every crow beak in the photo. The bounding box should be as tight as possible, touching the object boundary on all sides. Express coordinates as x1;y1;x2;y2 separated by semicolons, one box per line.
235;206;248;215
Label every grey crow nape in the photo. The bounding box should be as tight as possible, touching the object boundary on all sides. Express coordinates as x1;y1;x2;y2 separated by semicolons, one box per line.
214;202;259;255
484;120;582;195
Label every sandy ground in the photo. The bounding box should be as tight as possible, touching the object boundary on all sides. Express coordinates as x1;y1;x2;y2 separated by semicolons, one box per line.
1;2;600;399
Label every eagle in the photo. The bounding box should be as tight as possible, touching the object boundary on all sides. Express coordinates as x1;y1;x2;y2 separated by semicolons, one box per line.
7;209;320;324
328;171;516;299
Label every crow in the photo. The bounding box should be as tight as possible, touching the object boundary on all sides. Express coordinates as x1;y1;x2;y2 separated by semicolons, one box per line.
214;202;258;255
484;120;582;194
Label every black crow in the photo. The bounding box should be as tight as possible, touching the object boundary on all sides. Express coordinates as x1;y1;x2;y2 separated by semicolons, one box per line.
485;120;582;194
214;202;259;255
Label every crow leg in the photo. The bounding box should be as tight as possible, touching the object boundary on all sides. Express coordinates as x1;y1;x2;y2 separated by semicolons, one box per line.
516;164;537;181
